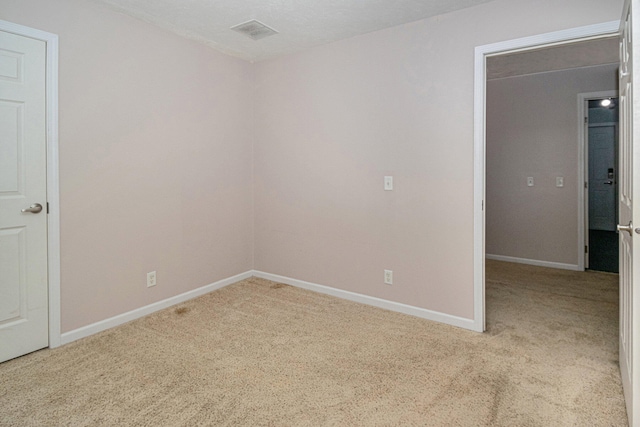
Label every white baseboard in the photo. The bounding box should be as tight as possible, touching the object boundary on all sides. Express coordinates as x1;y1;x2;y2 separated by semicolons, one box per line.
252;270;477;331
61;268;480;345
485;254;581;271
60;270;253;345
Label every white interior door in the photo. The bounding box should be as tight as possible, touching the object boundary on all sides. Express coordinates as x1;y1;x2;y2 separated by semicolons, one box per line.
589;123;618;231
619;1;640;424
0;30;48;362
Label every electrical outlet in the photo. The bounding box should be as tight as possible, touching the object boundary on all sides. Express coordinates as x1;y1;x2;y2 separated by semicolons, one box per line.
384;269;393;285
147;271;157;288
556;176;564;187
527;177;534;187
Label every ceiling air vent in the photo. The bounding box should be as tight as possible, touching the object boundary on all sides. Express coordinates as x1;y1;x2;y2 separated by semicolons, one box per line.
231;20;278;41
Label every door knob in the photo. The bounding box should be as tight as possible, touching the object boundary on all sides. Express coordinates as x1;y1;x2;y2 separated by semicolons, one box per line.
604;180;614;185
617;222;640;236
21;203;43;214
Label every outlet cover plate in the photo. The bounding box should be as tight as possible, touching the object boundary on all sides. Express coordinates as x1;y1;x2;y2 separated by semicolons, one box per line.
384;269;393;285
147;271;157;287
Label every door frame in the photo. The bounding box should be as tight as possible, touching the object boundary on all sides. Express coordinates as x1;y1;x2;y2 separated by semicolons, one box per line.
578;90;619;270
0;19;61;348
473;20;620;332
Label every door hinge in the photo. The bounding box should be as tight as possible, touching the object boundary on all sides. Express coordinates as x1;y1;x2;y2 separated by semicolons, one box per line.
584;182;588;189
585;245;588;253
46;202;49;214
585;116;588;124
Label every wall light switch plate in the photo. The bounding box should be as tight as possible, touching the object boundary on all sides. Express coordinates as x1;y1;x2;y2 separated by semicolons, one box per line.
527;177;534;187
556;177;564;187
384;176;393;191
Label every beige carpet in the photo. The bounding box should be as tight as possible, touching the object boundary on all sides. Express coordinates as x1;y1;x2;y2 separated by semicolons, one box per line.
0;261;627;426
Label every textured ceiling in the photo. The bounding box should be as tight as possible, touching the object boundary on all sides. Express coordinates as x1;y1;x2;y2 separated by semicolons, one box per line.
487;37;619;79
93;0;497;62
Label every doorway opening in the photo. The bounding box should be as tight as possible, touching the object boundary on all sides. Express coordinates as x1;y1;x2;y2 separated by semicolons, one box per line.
473;20;620;332
582;93;619;273
480;34;624;422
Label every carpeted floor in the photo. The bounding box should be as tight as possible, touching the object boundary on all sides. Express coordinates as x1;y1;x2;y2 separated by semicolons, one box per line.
0;261;627;426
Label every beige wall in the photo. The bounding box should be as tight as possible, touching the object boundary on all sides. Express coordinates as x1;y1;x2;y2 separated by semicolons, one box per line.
0;0;624;332
1;0;255;332
486;65;619;267
253;0;623;319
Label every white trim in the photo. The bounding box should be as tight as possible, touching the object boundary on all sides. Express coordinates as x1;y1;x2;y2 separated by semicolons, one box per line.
473;32;486;333
485;254;580;271
578;90;619;271
253;271;477;331
60;271;253;345
61;268;479;344
474;20;620;333
477;21;620;58
0;20;61;348
487;62;619;82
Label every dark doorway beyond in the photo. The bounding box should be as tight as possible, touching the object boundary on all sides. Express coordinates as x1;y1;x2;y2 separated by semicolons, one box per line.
586;97;619;274
589;229;619;273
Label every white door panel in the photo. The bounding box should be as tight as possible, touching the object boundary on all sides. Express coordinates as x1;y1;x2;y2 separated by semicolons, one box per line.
0;30;48;363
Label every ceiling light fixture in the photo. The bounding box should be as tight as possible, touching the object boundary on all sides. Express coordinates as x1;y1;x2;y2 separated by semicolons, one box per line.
601;99;612;107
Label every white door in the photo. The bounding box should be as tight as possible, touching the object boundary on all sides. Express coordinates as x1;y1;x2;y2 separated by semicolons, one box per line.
589;123;618;231
0;30;48;362
619;1;640;424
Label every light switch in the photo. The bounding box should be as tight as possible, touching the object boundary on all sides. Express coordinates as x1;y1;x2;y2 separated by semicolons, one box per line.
556;177;564;187
527;177;534;187
384;176;393;191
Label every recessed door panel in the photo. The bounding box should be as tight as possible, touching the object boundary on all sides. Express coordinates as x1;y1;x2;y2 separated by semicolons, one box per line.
0;101;23;194
0;48;23;83
0;227;26;325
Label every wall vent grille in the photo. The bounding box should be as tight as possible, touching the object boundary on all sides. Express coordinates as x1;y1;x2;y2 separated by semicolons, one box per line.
231;20;278;40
